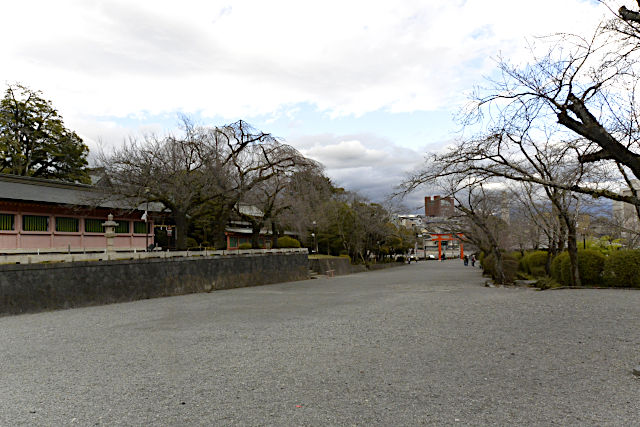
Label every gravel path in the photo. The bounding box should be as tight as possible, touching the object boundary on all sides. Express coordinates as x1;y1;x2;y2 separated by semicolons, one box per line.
1;261;639;425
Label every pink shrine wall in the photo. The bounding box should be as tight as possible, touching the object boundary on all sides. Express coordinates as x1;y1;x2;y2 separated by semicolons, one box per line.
0;207;154;252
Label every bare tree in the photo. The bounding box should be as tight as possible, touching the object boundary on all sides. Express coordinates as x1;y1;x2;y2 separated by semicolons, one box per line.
398;3;640;285
206;121;313;248
509;182;564;274
98;118;221;250
233;156;321;248
507;186;547;254
275;165;333;246
465;2;640;216
403;129;590;285
454;181;511;284
98;118;308;250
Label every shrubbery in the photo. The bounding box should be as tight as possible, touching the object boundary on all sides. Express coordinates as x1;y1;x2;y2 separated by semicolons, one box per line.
238;242;252;250
550;249;605;286
602;249;640;288
550;252;565;283
517;247;640;289
578;249;606;286
519;251;549;277
186;237;199;249
277;236;301;248
483;248;633;288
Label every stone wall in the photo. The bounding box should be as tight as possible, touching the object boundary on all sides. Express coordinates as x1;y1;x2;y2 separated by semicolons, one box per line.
309;257;355;276
308;257;403;276
0;252;308;315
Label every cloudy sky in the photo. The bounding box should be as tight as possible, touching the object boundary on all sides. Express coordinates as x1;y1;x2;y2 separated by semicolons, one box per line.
1;0;611;212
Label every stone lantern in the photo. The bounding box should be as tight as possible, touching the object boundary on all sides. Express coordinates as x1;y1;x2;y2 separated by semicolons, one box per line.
102;214;118;253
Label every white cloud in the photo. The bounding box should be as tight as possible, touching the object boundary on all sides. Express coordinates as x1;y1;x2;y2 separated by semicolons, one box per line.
289;133;425;206
303;140;387;169
66;117;169;163
0;0;615;211
1;0;609;122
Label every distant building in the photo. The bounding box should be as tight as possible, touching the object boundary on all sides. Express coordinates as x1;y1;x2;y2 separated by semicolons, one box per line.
396;214;425;229
425;195;455;218
224;204;298;250
225;204;271;250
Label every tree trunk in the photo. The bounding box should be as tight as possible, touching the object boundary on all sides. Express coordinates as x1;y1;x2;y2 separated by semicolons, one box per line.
546;235;557;276
271;222;278;248
492;246;506;285
211;204;234;250
557;219;566;253
174;211;188;251
566;220;581;287
250;221;262;248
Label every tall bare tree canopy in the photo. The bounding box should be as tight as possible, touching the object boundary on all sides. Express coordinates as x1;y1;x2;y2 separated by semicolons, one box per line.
98;119;311;250
233;158;323;248
399;2;640;282
0;84;90;183
402;1;640;235
444;1;640;214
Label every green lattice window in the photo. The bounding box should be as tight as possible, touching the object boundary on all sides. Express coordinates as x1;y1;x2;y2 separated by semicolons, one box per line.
0;213;14;231
115;220;129;234
133;221;148;234
56;217;79;232
85;218;105;233
229;236;238;248
23;215;49;232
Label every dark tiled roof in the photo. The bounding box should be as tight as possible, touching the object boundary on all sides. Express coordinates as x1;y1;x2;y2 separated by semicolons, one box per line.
0;174;163;211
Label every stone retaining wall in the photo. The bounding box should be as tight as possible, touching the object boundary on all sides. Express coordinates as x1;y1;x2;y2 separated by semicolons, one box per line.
309;257;354;276
309;258;403;276
0;252;308;316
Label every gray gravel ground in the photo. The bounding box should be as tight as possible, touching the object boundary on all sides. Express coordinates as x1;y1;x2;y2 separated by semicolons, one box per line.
1;261;639;426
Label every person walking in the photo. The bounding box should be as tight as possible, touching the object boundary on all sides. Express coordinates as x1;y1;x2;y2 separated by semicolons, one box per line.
463;255;469;266
471;254;476;267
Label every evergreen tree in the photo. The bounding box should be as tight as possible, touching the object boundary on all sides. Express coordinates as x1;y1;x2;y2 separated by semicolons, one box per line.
0;84;90;183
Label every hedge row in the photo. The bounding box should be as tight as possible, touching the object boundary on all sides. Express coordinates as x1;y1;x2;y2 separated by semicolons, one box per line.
549;250;605;286
518;249;640;288
602;249;640;287
519;251;548;277
233;237;302;249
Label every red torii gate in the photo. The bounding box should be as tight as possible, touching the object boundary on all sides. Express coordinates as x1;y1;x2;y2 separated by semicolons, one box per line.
430;232;465;260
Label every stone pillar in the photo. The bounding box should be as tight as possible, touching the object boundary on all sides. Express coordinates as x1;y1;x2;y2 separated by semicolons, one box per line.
102;214;118;253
